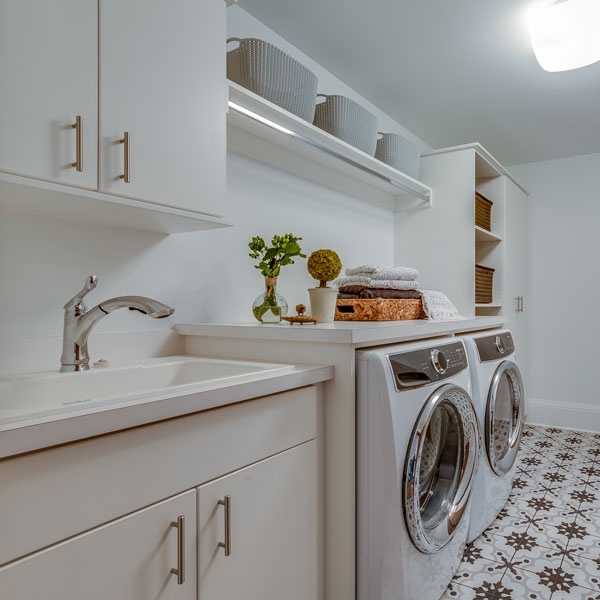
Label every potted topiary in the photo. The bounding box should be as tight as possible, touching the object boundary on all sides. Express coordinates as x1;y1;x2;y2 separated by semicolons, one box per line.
307;249;342;323
248;233;306;323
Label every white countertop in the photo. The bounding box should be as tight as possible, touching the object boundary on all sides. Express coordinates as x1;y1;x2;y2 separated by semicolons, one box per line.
0;361;333;459
176;316;505;346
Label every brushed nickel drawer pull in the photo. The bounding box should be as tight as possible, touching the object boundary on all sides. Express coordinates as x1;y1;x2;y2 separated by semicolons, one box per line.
170;515;185;584
70;116;83;172
118;131;130;183
218;495;231;556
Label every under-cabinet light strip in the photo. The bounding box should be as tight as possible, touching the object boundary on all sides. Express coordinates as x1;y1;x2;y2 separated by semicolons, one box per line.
227;101;431;204
228;101;294;135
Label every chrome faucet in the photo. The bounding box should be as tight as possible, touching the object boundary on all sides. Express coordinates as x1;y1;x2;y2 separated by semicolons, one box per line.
60;275;175;372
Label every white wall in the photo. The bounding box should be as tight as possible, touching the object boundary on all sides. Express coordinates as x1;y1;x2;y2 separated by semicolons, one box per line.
511;152;600;430
0;7;431;374
0;153;396;373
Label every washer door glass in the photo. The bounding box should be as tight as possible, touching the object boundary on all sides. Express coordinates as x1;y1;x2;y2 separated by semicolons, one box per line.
404;384;480;554
487;360;524;475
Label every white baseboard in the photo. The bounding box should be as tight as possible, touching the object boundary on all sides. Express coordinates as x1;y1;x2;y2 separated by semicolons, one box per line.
526;397;600;433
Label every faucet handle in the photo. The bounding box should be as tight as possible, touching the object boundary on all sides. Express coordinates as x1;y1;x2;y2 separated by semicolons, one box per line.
63;275;98;311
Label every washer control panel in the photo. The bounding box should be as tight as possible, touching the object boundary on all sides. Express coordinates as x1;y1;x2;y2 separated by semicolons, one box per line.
475;331;514;362
388;341;468;390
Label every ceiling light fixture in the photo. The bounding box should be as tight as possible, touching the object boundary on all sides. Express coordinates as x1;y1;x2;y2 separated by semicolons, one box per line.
528;0;600;72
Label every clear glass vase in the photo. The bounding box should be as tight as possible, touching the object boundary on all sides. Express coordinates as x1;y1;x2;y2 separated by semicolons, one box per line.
252;278;288;323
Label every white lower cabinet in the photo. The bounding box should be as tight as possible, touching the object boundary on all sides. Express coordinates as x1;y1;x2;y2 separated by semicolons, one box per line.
0;388;320;599
197;441;318;600
0;490;197;600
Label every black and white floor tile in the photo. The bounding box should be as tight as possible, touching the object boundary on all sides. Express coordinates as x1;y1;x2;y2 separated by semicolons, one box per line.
444;425;600;600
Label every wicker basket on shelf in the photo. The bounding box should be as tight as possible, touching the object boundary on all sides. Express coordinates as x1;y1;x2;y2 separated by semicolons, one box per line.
475;192;493;231
335;298;426;321
475;264;495;304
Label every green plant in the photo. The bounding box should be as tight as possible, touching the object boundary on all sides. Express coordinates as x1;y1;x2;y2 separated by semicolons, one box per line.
307;249;342;287
248;233;306;278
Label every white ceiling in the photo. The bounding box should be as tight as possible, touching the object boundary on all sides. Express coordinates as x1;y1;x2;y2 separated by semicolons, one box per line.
239;0;600;166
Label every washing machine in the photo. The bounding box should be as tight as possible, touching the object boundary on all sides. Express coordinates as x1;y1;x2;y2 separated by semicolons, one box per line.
357;339;480;600
460;329;524;543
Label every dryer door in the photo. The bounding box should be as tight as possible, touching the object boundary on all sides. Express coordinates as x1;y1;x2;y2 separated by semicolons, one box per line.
486;360;524;475
404;384;480;554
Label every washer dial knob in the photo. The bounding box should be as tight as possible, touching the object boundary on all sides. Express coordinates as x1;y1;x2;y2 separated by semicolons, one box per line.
495;336;506;354
430;349;448;375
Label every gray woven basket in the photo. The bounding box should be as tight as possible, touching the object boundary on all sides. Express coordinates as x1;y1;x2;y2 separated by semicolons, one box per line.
227;37;319;122
375;132;420;178
313;94;378;155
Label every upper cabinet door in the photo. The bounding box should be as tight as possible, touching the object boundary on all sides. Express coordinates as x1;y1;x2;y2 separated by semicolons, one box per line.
0;0;98;188
0;490;196;600
98;0;226;216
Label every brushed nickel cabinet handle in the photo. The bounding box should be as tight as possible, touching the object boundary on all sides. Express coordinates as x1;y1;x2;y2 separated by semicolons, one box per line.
515;296;520;312
218;495;231;556
170;515;185;584
119;132;130;183
520;296;524;313
70;116;83;172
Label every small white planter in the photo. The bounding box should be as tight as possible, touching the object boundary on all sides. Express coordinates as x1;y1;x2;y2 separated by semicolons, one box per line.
308;287;337;323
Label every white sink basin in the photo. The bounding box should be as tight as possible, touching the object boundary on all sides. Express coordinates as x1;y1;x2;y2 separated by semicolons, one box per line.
0;356;294;425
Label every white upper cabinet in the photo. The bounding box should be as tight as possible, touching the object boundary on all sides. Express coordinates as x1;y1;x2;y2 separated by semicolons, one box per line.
0;0;98;188
98;0;226;216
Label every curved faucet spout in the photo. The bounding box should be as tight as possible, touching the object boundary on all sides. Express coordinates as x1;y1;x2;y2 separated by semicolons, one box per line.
100;296;174;319
60;275;174;372
75;296;175;347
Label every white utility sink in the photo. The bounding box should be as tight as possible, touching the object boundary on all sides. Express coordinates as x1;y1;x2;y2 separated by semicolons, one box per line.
0;356;294;425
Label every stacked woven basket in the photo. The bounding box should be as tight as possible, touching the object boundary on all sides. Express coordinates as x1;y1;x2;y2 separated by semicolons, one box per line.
226;37;420;177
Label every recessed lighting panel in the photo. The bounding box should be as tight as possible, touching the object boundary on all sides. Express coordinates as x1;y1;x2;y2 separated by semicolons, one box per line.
528;0;600;72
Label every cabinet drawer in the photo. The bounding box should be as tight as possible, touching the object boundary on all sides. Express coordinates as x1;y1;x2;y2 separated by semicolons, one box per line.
0;386;316;566
0;490;196;600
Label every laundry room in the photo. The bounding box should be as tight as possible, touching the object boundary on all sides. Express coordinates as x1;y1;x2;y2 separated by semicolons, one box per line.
1;0;599;599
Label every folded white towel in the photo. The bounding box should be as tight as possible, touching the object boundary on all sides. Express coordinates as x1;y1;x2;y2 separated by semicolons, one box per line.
419;290;464;321
345;265;419;281
334;276;420;291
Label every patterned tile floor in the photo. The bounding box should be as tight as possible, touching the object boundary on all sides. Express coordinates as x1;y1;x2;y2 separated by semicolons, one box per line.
443;424;600;600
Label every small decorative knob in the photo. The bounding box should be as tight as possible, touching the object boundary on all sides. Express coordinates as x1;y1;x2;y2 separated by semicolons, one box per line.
296;304;306;316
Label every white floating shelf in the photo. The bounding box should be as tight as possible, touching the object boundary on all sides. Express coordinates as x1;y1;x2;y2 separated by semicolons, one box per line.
475;303;503;309
475;225;502;243
227;81;433;210
0;172;232;235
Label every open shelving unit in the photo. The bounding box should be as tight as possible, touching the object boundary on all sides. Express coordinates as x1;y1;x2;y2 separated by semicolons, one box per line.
474;155;505;315
226;81;433;211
